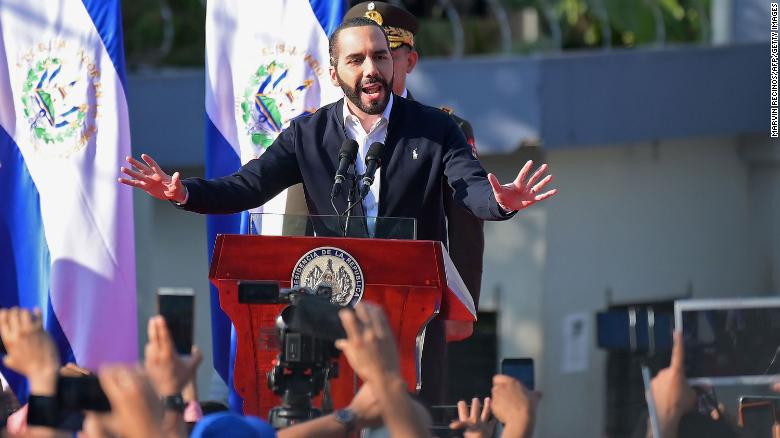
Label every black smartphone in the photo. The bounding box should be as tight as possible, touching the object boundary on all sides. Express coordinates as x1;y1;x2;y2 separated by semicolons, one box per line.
430;404;459;424
287;295;348;341
157;288;195;355
738;395;780;437
57;375;110;412
429;405;461;437
501;358;535;390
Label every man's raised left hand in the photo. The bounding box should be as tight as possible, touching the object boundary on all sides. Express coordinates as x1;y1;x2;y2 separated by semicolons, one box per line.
488;160;557;212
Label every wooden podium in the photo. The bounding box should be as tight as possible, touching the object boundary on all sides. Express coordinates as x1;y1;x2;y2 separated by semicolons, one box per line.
208;234;475;418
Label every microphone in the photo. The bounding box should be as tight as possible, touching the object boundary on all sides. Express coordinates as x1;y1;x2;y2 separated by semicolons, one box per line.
359;142;383;199
331;139;359;198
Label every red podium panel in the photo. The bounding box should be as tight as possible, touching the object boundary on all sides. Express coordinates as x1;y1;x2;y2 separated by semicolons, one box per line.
209;234;474;418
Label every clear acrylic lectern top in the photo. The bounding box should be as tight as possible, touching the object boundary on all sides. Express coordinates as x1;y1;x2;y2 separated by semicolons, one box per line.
247;213;416;240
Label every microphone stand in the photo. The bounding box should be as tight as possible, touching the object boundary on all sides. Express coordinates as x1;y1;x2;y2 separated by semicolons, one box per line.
343;171;362;238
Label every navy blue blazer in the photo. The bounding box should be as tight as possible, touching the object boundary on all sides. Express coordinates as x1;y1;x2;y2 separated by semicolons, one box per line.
180;96;514;243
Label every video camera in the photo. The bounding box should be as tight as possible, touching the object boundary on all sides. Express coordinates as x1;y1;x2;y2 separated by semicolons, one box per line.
237;281;348;428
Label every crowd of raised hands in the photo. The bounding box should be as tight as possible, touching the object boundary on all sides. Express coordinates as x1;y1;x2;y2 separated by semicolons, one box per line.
5;302;771;438
0;308;205;438
0;303;539;438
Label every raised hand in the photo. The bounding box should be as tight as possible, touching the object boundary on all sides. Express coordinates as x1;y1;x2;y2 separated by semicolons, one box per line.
449;397;496;438
335;303;431;438
82;412;121;438
118;154;187;203
60;362;92;378
650;332;696;438
143;316;203;397
0;308;60;396
487;160;557;212
491;375;540;438
348;384;383;430
96;365;164;438
335;302;401;385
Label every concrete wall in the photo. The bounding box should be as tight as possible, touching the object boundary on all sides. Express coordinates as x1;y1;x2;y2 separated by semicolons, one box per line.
129;44;765;166
407;43;765;152
478;147;547;372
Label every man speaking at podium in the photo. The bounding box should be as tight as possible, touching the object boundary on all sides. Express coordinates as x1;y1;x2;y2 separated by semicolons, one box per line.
119;17;556;402
344;1;488;337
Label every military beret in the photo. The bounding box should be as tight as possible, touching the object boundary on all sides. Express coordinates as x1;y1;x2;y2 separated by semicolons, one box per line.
344;1;419;49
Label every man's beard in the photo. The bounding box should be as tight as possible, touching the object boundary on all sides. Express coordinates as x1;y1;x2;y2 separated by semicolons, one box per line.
337;72;392;115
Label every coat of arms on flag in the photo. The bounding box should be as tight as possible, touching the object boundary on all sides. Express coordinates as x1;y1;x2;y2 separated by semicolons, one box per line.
239;46;325;153
18;39;101;157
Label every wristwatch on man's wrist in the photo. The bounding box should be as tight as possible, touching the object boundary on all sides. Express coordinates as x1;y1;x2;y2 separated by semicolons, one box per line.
333;408;357;432
161;394;186;413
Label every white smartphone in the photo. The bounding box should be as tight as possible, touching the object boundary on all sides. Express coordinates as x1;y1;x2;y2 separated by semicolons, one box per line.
675;297;780;385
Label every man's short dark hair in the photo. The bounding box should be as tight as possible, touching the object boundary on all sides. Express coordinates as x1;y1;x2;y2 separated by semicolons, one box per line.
329;17;390;67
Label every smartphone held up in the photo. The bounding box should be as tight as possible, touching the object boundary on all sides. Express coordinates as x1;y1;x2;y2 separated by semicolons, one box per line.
157;287;195;356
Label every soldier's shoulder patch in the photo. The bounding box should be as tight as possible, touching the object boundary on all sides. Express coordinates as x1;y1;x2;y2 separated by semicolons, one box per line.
439;106;454;115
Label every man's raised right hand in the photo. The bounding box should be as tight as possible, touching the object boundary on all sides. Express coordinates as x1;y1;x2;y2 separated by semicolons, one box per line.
118;154;187;203
335;302;401;386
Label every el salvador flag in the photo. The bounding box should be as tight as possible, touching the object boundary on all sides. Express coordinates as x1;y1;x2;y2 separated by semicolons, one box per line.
205;0;346;411
0;0;137;398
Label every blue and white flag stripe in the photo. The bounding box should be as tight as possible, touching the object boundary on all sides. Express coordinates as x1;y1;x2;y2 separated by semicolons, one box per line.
0;0;137;397
205;0;346;411
82;0;129;90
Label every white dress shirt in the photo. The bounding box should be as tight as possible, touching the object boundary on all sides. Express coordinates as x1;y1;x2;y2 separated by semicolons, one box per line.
342;94;393;236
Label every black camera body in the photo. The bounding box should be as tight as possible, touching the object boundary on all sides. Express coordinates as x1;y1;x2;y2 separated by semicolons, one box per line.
237;281;344;429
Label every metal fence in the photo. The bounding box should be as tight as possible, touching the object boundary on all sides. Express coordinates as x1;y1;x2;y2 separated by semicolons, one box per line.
121;0;711;68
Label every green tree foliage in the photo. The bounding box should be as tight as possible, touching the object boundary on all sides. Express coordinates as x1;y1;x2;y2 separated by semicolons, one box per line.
122;0;205;68
557;0;709;48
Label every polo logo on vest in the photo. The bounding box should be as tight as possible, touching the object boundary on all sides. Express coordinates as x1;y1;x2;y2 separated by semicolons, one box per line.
239;44;324;157
291;247;365;307
19;38;101;158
